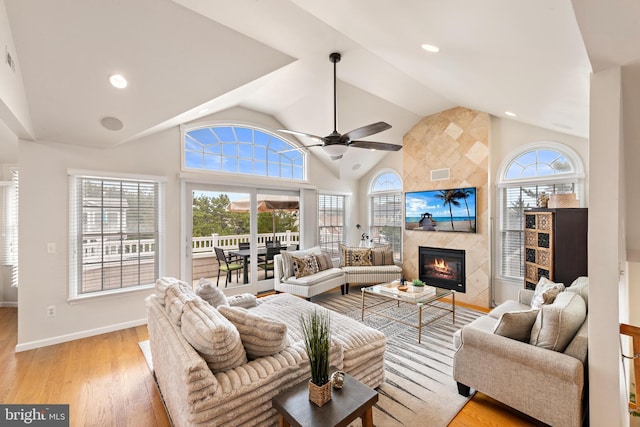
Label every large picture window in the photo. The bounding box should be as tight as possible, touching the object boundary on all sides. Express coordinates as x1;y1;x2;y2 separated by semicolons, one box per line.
318;194;344;256
69;172;164;298
497;145;584;281
183;124;305;180
2;167;18;287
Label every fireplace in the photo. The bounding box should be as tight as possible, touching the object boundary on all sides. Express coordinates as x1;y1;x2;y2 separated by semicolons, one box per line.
418;246;466;293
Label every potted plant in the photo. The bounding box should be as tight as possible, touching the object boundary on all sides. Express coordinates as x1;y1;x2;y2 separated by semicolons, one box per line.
301;308;332;406
409;279;426;293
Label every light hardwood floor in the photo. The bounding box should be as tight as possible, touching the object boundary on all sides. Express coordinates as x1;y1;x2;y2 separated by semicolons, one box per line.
0;307;541;426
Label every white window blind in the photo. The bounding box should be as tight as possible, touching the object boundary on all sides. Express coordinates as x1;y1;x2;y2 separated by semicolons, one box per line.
70;174;162;296
370;193;402;261
369;171;402;261
318;194;344;256
2;168;19;287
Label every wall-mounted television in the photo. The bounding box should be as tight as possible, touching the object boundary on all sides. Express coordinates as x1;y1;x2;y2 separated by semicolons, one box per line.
405;187;477;233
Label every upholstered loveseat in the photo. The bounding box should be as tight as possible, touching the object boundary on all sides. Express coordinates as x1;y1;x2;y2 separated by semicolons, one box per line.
453;277;589;427
146;277;386;427
273;245;402;300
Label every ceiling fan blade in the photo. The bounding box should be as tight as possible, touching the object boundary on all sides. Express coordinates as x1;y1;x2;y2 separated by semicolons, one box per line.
342;122;392;142
277;144;323;154
349;140;402;151
276;129;326;143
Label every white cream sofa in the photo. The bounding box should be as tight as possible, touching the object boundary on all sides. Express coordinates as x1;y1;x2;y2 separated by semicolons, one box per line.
273;245;402;300
147;277;386;427
453;277;589;427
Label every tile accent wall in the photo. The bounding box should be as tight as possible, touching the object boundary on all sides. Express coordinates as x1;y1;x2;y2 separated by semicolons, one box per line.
403;106;490;307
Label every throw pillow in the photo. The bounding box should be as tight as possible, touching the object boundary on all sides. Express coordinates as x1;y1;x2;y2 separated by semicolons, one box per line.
493;310;539;342
180;298;247;373
370;244;394;266
195;278;228;308
566;277;589;309
217;306;289;359
339;244;372;267
542;287;560;305
529;291;587;352
315;251;333;271
531;277;565;309
155;277;190;305
292;255;320;278
281;247;322;279
165;283;198;326
226;293;258;309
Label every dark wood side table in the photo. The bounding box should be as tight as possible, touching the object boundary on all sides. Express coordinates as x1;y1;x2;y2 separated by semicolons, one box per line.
272;373;378;427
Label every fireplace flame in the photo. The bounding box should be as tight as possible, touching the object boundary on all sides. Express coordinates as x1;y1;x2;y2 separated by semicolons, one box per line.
433;258;448;272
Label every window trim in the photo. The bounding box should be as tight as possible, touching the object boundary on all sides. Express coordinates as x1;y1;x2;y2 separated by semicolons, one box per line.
67;169;166;302
180;121;308;181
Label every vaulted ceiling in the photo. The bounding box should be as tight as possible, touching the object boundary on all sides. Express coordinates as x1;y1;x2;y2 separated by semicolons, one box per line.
5;1;636;180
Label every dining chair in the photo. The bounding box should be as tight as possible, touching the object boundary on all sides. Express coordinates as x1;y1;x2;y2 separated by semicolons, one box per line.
258;246;280;279
265;240;281;248
214;246;243;287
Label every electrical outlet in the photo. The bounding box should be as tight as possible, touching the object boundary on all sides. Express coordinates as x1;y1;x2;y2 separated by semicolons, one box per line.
47;305;56;317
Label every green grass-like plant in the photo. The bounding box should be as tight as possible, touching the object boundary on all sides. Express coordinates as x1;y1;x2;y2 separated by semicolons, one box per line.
301;309;331;386
412;279;425;286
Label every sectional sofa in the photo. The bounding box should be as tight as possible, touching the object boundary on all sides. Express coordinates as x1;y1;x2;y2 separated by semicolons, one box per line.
273;245;402;300
146;277;386;426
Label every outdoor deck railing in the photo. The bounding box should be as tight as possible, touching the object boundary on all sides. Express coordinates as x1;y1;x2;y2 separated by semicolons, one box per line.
82;231;300;263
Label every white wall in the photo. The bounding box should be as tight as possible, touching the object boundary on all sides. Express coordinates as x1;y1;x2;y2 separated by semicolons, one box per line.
16;107;353;350
489;116;589;304
0;0;32;139
588;66;625;426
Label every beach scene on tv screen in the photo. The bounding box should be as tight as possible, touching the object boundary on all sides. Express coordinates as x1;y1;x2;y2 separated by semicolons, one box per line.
405;188;476;233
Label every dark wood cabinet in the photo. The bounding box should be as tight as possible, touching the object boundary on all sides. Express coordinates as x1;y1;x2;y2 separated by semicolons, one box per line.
524;208;588;290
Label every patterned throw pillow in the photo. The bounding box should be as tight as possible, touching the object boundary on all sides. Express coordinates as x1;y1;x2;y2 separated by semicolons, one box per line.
370;244;394;266
292;255;320;278
315;251;333;271
281;247;321;279
531;277;565;309
339;244;372;267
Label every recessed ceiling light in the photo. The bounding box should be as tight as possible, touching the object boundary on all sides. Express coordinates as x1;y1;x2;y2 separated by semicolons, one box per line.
109;74;128;89
505;111;517;117
421;44;440;53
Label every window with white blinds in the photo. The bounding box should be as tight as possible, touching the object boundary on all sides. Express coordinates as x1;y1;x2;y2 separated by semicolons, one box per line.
2;168;19;287
369;171;402;261
318;194;344;256
69;173;163;297
498;146;584;281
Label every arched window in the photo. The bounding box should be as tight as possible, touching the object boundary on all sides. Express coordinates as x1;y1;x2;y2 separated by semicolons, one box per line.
369;171;402;261
497;143;585;281
183;124;305;180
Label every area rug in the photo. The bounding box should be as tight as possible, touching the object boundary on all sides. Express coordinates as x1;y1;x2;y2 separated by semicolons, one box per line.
139;291;483;426
312;291;483;427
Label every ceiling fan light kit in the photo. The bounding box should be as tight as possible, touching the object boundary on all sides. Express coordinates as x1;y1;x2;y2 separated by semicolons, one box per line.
277;52;401;160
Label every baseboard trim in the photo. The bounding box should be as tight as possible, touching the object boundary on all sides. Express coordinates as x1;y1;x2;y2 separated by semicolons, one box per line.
0;302;18;308
15;318;148;353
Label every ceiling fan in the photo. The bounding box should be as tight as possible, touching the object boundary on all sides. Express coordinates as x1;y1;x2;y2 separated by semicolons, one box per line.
277;52;402;160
